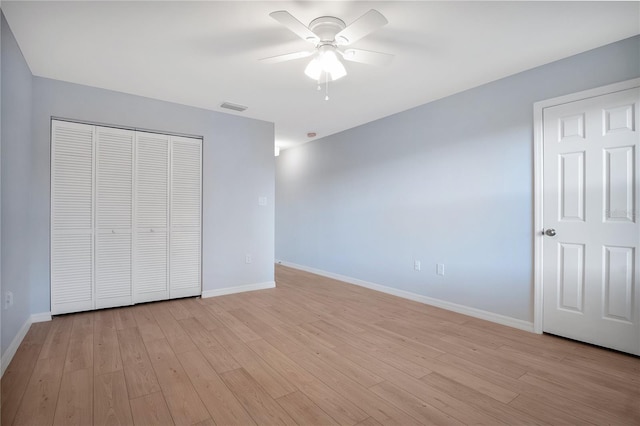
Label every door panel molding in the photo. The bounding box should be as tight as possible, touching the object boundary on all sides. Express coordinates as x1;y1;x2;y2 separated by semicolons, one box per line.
533;77;640;335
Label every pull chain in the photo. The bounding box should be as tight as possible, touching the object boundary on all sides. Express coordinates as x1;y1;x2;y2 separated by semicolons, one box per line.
325;72;330;101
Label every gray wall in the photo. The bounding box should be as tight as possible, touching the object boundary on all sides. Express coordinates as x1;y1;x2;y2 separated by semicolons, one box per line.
276;35;640;322
31;78;275;314
1;12;33;353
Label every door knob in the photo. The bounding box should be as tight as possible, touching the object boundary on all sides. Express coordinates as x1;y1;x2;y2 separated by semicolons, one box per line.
544;228;557;237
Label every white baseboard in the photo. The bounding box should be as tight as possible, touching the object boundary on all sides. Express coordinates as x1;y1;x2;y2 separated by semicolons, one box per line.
31;312;52;323
1;312;52;377
201;281;276;298
278;261;534;333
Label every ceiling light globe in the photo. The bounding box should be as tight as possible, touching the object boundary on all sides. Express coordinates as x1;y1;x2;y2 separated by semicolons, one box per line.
304;58;322;80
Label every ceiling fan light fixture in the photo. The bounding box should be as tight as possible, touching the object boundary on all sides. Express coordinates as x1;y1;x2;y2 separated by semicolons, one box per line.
304;47;347;82
304;57;323;80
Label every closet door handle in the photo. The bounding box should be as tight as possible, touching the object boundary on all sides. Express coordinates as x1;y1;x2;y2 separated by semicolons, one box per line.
112;229;116;234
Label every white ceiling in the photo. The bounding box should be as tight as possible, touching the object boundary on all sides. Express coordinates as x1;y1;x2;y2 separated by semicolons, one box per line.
3;1;639;149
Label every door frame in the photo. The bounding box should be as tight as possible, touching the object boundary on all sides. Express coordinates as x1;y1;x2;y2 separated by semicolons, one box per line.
532;77;640;334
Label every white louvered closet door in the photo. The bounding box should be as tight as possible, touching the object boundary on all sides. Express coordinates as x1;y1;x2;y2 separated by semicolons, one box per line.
51;120;95;314
170;136;202;298
95;126;133;309
134;132;170;303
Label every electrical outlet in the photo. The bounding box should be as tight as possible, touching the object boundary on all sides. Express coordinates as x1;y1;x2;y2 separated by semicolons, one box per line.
436;264;445;276
414;260;421;271
245;254;252;264
4;291;14;309
258;196;267;206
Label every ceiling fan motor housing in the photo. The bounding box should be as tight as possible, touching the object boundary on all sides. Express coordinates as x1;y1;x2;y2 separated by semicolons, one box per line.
309;16;346;44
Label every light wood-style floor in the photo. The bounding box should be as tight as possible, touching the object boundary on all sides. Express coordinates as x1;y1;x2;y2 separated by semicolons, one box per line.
2;265;639;425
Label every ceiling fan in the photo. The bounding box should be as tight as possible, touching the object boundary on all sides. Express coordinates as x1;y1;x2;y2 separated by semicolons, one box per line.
261;9;393;90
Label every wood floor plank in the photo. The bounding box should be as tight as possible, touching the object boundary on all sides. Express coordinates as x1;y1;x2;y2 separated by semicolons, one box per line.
433;349;628;426
94;310;123;376
421;372;544;425
113;308;137;330
147;342;210;425
243;304;286;328
207;308;261;343
93;370;134;426
1;341;44;426
144;338;177;363
178;317;222;349
132;305;166;343
272;322;336;352
356;417;385;426
180;298;224;330
70;312;94;339
518;371;640;424
177;312;237;373
117;327;161;399
65;315;94;373
53;368;93;426
199;343;242;374
258;325;304;354
508;394;590;425
39;315;73;360
23;320;54;344
148;302;198;354
192;418;216;426
509;345;638;397
276;390;340;425
287;348;423;426
213;326;297;398
561;351;640;383
167;298;194;320
245;338;373;425
292;342;499;424
176;350;256;426
12;355;66;426
245;339;318;388
152;360;210;425
311;321;432;378
228;307;273;335
296;330;385;388
0;340;44;425
370;380;465;426
219;368;297;426
129;392;174;426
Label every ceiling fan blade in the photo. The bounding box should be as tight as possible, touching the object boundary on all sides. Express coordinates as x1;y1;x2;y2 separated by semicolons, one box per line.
259;50;314;64
335;9;388;45
269;11;319;44
340;48;394;66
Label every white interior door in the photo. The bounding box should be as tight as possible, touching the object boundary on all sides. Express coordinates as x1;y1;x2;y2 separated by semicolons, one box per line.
95;126;134;309
51;120;95;314
169;136;202;298
542;86;640;355
134;131;169;303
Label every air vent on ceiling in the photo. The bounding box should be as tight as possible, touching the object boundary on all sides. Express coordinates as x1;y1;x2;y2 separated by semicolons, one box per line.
220;102;248;112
